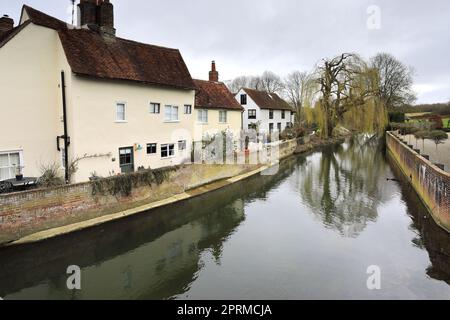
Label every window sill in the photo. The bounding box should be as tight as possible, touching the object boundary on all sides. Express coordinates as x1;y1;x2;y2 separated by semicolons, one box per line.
161;156;176;159
164;120;180;123
197;122;209;125
115;120;128;123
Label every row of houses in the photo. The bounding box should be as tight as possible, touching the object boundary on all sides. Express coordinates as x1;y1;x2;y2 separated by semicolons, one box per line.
0;1;295;183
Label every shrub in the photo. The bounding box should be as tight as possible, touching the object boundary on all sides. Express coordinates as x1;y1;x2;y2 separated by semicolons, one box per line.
38;163;65;188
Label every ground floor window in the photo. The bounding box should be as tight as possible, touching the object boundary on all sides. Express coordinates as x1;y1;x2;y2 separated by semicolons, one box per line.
269;123;274;133
184;105;192;114
0;151;22;181
178;140;187;151
161;144;175;158
277;123;282;132
147;143;157;155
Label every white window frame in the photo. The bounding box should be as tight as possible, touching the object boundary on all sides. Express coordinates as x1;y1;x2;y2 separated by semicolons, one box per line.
149;102;160;114
115;102;127;123
161;144;175;158
198;109;208;124
0;150;24;181
146;143;157;155
219;110;227;124
164;105;179;122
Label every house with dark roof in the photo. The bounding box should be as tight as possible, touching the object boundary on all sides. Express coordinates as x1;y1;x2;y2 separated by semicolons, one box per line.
235;88;295;134
193;61;243;143
0;1;197;183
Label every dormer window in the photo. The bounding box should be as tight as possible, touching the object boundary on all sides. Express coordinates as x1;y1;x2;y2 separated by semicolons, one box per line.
240;94;247;105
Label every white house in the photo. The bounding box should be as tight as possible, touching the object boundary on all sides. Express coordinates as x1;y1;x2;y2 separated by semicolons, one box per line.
236;88;295;134
0;2;197;183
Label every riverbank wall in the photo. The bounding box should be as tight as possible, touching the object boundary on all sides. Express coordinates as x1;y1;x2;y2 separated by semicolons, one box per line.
0;139;298;246
386;131;450;232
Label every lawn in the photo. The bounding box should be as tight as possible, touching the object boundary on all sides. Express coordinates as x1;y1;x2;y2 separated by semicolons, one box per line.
443;118;450;129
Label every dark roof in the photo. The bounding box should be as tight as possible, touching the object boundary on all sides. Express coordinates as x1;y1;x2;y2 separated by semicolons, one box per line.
194;80;243;111
58;29;196;90
2;5;196;90
22;5;68;30
243;88;294;111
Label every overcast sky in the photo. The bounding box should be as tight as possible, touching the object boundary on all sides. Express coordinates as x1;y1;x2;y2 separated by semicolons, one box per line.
1;0;449;104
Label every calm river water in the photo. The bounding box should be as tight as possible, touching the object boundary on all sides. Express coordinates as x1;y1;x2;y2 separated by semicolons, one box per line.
0;135;449;300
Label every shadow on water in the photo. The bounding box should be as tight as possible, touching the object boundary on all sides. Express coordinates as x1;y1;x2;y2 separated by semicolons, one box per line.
0;156;301;300
387;153;450;284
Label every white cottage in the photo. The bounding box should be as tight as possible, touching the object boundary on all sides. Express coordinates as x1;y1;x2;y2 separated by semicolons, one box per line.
236;88;295;134
0;1;197;183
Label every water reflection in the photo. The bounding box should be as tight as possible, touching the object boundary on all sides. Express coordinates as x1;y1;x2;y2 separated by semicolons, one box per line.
0;137;449;299
294;135;394;237
0;157;299;300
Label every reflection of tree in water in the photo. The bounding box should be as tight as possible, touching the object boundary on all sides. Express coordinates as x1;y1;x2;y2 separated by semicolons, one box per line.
296;135;392;237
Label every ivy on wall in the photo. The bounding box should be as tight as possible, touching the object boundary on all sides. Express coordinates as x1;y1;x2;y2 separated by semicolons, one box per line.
91;167;178;197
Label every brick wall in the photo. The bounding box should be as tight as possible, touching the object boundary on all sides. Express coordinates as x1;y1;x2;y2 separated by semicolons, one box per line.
387;132;450;232
0;164;258;245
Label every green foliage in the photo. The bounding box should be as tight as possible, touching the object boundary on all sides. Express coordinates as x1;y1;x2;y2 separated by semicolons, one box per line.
389;112;405;123
38;163;65;188
91;167;175;197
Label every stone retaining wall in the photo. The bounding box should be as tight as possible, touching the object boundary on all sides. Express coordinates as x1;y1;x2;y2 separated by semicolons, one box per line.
387;132;450;232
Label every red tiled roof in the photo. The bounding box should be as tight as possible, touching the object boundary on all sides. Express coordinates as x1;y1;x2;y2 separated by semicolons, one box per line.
243;88;294;111
194;80;243;111
58;29;196;90
2;5;196;90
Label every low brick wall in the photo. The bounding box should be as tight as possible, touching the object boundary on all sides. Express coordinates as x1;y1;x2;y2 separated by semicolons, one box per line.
387;132;450;232
0;164;258;245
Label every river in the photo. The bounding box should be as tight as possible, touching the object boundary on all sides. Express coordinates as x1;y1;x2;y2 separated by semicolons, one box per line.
0;135;449;300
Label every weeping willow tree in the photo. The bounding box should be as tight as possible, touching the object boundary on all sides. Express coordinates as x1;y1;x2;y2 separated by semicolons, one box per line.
314;53;388;138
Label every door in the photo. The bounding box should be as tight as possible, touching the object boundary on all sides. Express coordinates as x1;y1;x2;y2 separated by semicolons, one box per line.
119;147;134;174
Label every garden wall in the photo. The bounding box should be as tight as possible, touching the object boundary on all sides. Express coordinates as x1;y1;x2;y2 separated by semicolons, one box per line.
0;164;258;245
387;132;450;232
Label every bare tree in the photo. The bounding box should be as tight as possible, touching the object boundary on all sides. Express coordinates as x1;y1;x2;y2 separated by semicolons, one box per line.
370;53;416;108
226;75;264;93
316;53;379;138
259;71;284;94
284;71;316;124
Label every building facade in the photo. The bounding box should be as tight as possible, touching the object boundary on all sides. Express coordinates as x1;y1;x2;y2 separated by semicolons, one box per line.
236;88;294;134
0;2;197;183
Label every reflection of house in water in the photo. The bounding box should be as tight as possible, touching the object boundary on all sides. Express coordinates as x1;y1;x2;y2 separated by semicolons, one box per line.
0;157;299;300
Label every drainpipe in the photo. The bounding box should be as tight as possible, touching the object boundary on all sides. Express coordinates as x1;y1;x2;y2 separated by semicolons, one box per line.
61;71;70;184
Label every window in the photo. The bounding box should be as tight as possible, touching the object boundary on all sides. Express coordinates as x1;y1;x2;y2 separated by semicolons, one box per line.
240;94;247;105
248;109;257;119
150;103;160;114
282;110;286;119
184;105;192;114
147;143;157;154
269;123;274;133
161;144;175;158
277;123;282;132
0;151;21;181
269;110;274;120
219;110;227;123
164;105;179;122
119;148;132;166
198;109;208;123
178;140;187;151
116;103;126;122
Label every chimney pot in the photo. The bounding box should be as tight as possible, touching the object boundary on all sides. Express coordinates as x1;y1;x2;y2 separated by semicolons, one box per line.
0;14;14;37
209;60;219;82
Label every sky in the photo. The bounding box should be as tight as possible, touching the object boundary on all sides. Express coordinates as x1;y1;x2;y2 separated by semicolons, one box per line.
1;0;449;104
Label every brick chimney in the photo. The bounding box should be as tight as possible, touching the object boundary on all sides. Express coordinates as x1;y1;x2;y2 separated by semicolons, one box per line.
78;0;97;28
0;15;14;38
78;0;115;36
209;60;219;82
97;0;115;36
